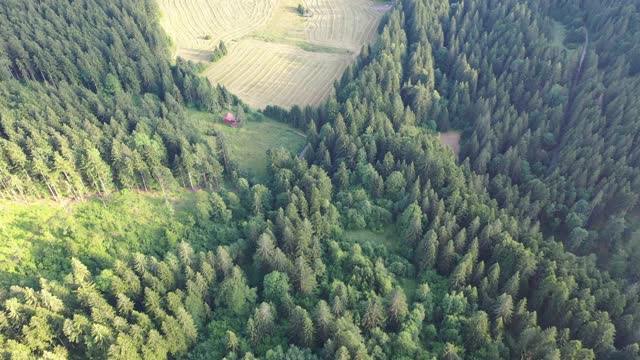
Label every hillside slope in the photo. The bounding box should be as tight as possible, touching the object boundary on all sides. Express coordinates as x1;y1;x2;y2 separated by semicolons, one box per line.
0;0;639;359
0;0;236;200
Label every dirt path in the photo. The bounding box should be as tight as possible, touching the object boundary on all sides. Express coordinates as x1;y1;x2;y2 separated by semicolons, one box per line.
297;143;310;159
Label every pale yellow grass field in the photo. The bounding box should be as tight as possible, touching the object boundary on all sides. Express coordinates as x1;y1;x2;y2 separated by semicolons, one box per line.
304;0;381;52
158;0;278;61
204;39;350;108
158;0;386;108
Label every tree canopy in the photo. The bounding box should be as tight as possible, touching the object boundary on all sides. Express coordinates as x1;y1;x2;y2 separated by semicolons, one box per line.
1;0;639;359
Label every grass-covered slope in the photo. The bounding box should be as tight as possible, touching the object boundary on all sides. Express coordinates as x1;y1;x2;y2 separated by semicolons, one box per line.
0;190;238;287
0;0;639;359
188;110;306;181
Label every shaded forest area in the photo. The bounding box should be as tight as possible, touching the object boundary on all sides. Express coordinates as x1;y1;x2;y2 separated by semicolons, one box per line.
0;0;241;200
1;0;640;359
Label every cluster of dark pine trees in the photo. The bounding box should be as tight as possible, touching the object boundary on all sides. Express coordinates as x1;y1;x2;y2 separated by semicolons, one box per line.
437;0;640;282
0;0;238;200
1;0;639;359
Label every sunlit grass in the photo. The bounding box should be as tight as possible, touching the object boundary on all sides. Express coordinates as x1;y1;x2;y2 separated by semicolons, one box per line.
188;109;306;181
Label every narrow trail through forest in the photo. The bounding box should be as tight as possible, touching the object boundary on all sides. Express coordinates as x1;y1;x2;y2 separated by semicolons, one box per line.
549;27;589;168
566;27;590;121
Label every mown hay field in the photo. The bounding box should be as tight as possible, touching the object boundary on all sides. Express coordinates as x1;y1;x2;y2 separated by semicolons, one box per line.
158;0;279;61
203;39;349;108
158;0;387;108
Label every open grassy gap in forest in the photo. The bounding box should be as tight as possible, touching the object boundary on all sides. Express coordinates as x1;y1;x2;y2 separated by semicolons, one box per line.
346;227;421;298
188;109;306;181
345;226;400;252
0;191;215;287
158;0;388;108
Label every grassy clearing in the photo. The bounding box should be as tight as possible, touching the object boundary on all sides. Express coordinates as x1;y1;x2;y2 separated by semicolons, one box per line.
295;40;353;54
203;39;352;109
252;33;352;54
345;226;422;297
159;0;385;108
188;109;306;180
0;200;63;284
0;191;206;286
157;0;278;61
346;226;402;252
345;226;448;300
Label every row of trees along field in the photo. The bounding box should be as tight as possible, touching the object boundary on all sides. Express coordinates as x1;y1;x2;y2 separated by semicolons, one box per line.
1;0;640;359
0;0;241;200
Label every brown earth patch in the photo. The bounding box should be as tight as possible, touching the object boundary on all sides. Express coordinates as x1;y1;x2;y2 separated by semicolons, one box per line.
439;131;461;156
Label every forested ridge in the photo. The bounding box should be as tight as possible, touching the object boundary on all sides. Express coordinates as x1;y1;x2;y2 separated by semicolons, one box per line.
0;0;239;200
1;0;639;359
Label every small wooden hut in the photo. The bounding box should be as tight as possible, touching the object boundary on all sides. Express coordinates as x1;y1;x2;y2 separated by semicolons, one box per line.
222;112;237;128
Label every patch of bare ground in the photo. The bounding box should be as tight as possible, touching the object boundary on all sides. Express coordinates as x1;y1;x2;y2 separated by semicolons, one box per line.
439;131;461;156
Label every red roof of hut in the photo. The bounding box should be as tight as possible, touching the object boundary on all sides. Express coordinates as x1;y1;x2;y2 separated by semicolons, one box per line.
223;113;237;123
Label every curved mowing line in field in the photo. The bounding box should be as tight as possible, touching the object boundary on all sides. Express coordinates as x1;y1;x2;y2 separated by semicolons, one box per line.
276;52;348;107
158;0;277;60
258;54;302;97
203;42;290;105
301;57;346;104
160;0;384;108
236;46;310;106
203;40;352;108
289;55;340;106
303;0;380;52
235;51;296;99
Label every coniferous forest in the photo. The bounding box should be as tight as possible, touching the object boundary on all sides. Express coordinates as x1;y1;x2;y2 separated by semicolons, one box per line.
1;0;639;359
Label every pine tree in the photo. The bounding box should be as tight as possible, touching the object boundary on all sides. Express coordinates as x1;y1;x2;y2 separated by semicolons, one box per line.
294;256;317;295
